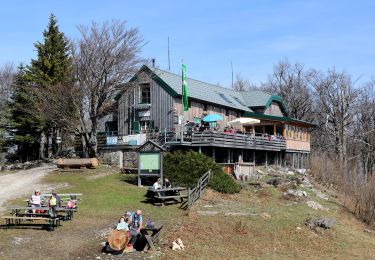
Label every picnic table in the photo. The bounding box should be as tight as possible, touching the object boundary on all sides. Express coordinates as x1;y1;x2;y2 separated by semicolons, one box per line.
147;187;187;205
140;221;164;251
2;206;60;231
8;206;76;220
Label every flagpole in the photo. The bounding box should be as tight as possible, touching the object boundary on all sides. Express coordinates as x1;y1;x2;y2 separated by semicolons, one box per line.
181;59;184;143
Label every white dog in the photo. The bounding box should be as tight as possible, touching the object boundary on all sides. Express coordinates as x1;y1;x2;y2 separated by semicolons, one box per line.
172;241;181;250
176;238;185;250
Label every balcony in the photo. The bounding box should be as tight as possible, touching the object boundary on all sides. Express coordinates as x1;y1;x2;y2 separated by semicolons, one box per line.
190;132;286;151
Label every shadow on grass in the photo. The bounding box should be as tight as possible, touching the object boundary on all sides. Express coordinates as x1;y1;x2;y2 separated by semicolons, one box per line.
0;223;56;232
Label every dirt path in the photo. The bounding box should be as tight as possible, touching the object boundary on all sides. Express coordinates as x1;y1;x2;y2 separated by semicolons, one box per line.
0;164;58;214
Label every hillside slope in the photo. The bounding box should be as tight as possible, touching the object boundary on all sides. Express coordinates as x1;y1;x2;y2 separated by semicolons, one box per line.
163;167;375;259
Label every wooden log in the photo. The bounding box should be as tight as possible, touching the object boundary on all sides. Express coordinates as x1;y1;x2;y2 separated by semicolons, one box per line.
57;158;99;169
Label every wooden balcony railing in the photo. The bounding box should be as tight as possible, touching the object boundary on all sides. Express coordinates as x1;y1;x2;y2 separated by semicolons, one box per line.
190;132;286;151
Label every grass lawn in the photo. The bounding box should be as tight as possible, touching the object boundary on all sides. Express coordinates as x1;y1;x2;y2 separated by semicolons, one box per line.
0;166;183;259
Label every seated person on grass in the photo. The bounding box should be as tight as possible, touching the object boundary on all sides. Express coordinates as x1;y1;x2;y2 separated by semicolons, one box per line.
116;217;131;231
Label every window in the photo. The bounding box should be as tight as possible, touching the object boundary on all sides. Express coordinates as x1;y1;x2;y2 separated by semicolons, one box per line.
218;93;232;104
140;121;154;132
225;109;229;116
232;96;246;106
203;103;208;111
140;84;150;104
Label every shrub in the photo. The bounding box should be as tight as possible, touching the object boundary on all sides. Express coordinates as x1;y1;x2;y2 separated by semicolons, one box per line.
163;151;241;194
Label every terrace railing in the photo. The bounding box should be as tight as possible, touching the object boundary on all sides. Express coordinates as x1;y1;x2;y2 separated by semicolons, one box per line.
191;132;286;151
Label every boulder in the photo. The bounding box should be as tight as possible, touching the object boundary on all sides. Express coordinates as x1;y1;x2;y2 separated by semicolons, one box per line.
305;218;336;230
306;200;329;211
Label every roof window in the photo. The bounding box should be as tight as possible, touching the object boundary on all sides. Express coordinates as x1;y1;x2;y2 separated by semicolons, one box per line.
218;93;232;104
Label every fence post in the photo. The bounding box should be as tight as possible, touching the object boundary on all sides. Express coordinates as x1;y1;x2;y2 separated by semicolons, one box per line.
199;178;202;198
187;187;191;208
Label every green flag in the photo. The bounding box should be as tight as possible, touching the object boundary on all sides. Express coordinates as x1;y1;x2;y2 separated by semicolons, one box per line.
182;63;188;111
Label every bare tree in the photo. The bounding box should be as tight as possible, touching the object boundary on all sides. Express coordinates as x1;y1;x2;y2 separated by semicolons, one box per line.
351;81;375;175
73;20;145;156
0;63;15;153
0;63;15;102
263;59;313;120
232;73;259;91
311;69;359;166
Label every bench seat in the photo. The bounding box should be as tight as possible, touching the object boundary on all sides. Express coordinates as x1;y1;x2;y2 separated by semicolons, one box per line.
1;216;60;231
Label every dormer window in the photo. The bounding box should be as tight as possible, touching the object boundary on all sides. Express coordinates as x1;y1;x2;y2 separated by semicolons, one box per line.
140;83;150;104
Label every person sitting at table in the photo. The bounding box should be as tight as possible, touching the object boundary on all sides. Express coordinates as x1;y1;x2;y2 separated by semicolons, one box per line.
51;191;62;207
30;189;41;214
127;209;143;251
65;196;76;209
48;194;57;217
153;178;162;190
164;178;172;188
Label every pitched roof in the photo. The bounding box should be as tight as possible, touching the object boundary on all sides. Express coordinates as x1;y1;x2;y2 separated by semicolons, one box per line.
128;65;287;114
146;66;252;111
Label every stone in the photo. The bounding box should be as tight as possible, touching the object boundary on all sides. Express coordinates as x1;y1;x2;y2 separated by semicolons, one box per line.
196;211;220;216
314;190;329;201
285;189;307;197
267;178;282;187
364;229;373;233
287;171;295;176
305;218;336;230
306;201;329;211
260;212;271;219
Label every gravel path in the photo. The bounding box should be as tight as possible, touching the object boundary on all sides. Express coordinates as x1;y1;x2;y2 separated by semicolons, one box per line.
0;164;58;214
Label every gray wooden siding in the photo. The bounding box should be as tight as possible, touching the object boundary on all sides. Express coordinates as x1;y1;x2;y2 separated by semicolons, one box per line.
118;71;174;135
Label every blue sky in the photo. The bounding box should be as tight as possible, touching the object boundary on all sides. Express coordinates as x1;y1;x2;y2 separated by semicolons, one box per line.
0;0;374;87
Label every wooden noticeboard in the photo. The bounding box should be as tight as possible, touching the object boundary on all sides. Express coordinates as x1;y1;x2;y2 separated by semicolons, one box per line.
135;140;166;187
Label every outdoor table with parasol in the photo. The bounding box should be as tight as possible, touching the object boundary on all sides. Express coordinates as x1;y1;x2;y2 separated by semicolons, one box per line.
203;114;223;129
227;117;260;126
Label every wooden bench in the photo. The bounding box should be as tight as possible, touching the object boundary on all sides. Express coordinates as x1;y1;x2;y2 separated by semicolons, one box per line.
1;216;60;231
148;187;187;206
141;221;164;251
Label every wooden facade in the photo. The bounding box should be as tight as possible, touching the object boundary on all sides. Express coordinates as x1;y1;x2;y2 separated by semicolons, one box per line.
103;65;315;169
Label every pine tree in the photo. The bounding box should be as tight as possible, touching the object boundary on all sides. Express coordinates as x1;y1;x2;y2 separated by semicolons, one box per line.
9;14;73;160
9;66;44;161
27;13;72;86
26;14;72;158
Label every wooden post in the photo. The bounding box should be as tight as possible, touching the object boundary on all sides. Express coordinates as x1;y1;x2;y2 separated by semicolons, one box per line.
292;153;295;169
273;125;276;136
187;188;191;208
198;146;202;153
212;147;216;161
265;151;268;167
137;152;141;187
199;178;202;198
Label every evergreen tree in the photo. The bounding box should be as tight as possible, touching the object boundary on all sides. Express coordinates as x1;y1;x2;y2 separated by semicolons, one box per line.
9;14;73;160
9;66;43;161
27;13;72;86
26;14;72;158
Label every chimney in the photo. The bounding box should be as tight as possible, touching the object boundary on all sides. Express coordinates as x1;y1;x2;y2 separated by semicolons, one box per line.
151;58;156;68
